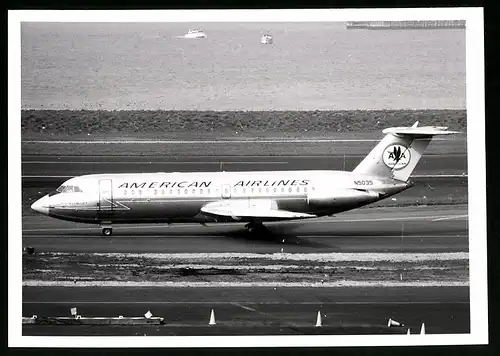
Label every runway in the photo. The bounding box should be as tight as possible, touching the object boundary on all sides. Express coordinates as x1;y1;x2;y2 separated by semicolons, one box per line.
21;136;467;178
22;286;470;335
21;153;467;178
22;204;468;253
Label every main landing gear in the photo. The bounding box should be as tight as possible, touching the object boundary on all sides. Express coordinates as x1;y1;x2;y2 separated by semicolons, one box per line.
245;221;268;234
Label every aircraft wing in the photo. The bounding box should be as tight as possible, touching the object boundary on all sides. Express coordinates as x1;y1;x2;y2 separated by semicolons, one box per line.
201;200;316;220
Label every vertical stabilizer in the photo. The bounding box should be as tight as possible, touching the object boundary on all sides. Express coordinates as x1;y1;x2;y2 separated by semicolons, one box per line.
353;123;459;181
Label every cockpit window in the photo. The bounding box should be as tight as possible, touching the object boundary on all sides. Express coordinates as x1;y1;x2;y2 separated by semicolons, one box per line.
55;185;83;193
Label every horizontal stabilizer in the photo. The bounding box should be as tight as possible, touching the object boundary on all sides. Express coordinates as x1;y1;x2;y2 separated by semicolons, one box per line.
382;125;461;136
353;122;460;182
201;201;316;219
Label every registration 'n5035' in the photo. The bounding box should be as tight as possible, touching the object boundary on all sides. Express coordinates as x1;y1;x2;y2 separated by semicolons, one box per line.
354;180;373;186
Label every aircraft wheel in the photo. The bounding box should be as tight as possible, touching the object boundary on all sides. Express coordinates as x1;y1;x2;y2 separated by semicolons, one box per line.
102;228;113;236
248;224;267;234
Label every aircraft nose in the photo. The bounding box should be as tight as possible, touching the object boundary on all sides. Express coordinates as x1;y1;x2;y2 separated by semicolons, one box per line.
31;195;49;215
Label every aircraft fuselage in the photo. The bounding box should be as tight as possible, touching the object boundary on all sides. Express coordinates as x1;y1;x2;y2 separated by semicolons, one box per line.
31;170;410;225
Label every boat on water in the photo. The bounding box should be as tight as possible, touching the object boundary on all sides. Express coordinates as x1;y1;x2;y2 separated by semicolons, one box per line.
260;34;273;44
184;29;207;39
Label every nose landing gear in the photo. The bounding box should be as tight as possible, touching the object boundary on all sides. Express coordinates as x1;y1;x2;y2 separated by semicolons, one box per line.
100;222;113;236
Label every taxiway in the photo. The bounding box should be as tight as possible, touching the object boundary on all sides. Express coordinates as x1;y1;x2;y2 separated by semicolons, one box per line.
22;204;468;253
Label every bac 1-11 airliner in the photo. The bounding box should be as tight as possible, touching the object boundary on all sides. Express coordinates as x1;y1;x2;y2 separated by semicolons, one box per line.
30;122;459;236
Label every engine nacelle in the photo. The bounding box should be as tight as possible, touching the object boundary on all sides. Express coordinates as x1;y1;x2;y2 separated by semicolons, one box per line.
307;188;380;208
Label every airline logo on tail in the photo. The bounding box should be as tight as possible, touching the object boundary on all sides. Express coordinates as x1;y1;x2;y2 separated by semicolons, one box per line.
383;144;411;170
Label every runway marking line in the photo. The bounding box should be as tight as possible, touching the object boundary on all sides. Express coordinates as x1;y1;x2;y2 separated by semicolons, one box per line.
23;139;381;144
21;154;466;159
330;215;468;223
22;138;455;144
432;215;469;221
23;161;289;165
230;302;276;319
22;301;470;305
231;303;261;312
22;234;469;239
412;175;467;178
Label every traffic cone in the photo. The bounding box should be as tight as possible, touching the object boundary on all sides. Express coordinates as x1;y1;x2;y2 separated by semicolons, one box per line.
315;311;322;327
420;323;425;335
407;328;411;335
388;318;402;327
209;309;216;325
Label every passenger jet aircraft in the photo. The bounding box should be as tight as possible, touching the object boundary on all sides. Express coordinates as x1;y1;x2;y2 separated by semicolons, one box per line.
30;123;458;236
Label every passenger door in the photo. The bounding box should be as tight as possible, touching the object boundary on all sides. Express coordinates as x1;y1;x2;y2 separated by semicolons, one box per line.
98;179;113;216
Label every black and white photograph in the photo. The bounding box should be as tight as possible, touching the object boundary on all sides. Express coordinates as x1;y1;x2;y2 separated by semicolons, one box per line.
9;8;487;348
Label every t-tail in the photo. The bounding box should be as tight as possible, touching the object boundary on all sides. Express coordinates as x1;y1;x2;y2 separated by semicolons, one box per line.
353;122;460;182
